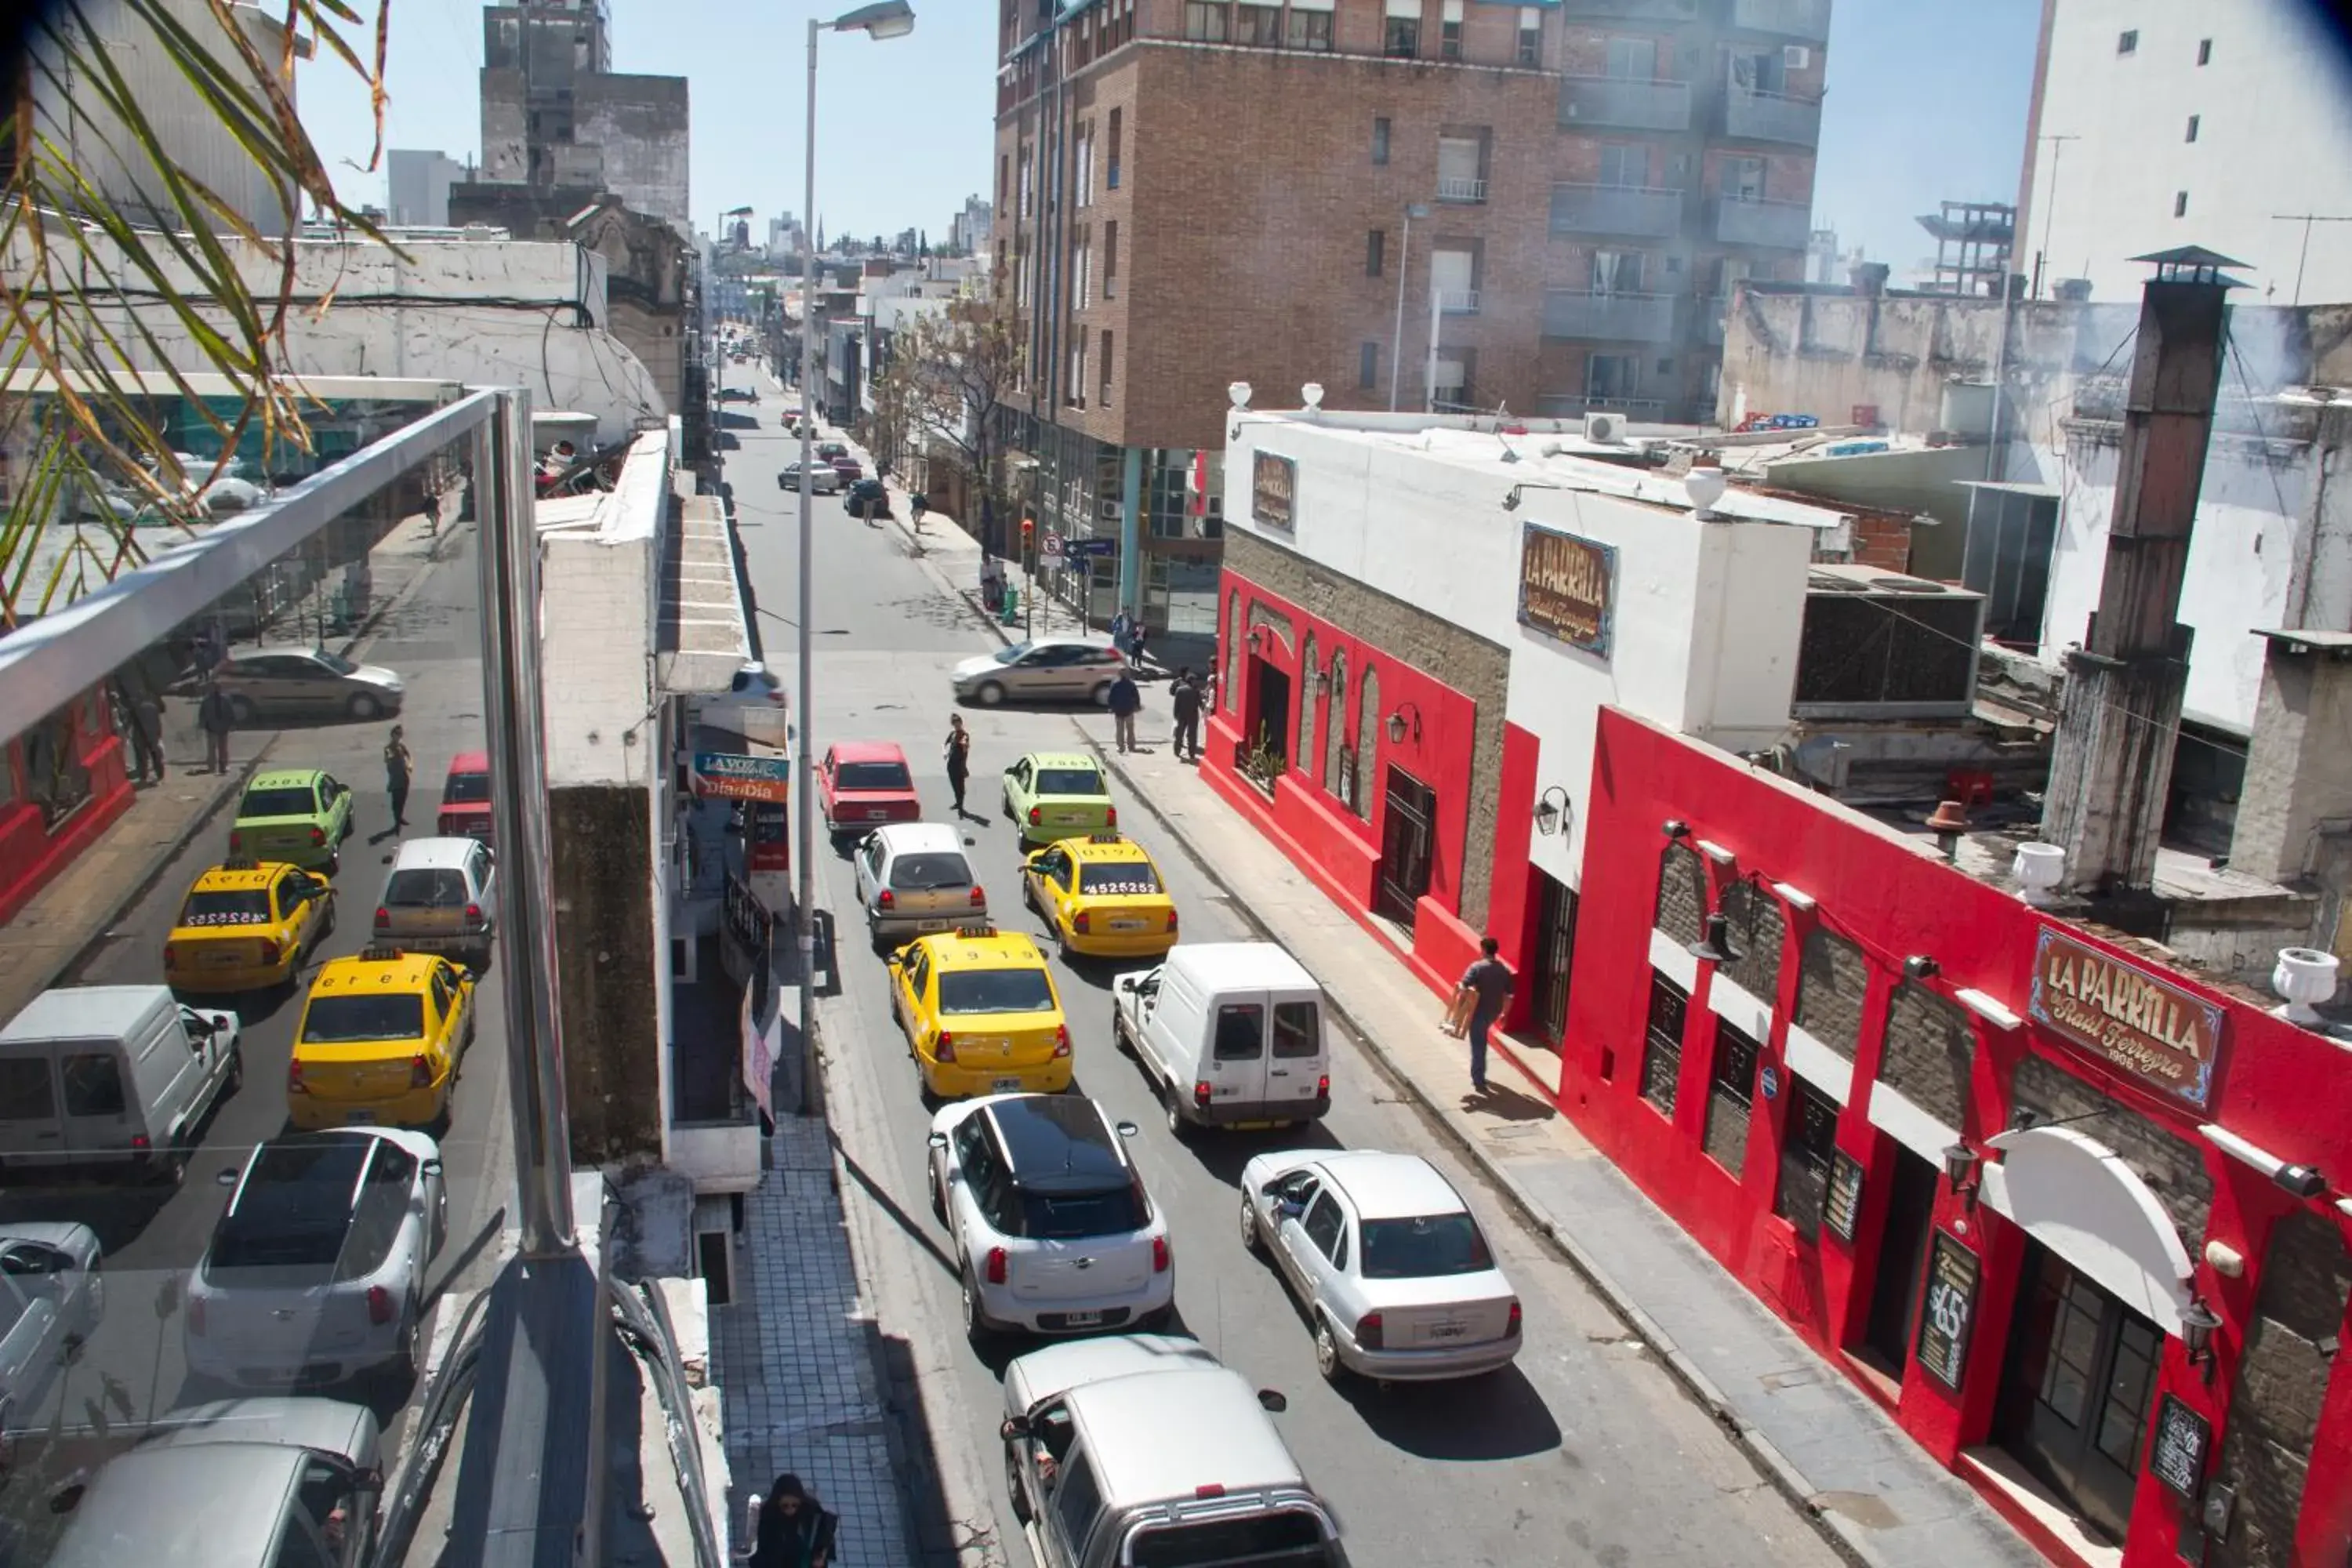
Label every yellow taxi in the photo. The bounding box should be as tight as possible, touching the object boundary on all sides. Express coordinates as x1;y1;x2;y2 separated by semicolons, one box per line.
1021;833;1178;960
163;858;338;993
288;945;476;1132
886;925;1073;1100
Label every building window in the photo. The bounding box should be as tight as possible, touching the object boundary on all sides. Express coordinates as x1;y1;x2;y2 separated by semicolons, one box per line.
2175;190;2190;217
1287;6;1332;50
1372;116;1391;165
1323;650;1352;805
1384;12;1420;59
1076;130;1094;206
1702;1022;1760;1174
1439;0;1463;59
1436;133;1486;202
2117;28;2138;54
1359;340;1379;390
998;153;1008;207
1653;843;1706;945
1773;1076;1842;1242
1073;240;1091;307
1366;228;1385;278
1099;330;1113;405
1297;635;1321;779
1238;2;1282;45
2197;37;2212;64
2185;114;2200;142
1103;221;1118;297
1639;971;1687;1116
1107;108;1122;188
1184;2;1229;42
1352;664;1378;818
1791;928;1867;1059
1517;6;1541;66
1069;337;1087;408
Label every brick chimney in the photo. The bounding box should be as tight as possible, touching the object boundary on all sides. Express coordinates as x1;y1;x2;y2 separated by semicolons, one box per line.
2041;246;2246;896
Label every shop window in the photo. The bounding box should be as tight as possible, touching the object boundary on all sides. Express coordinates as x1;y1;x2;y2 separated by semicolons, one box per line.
1702;1022;1760;1173
1773;1076;1840;1241
1791;928;1867;1058
1297;635;1321;780
1323;651;1352;809
1653;843;1705;946
1639;971;1686;1116
1352;665;1379;820
1719;878;1784;1003
1878;982;1972;1130
22;699;94;830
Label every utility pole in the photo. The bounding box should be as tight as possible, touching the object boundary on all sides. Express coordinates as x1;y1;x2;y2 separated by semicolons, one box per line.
2271;212;2352;306
2031;133;2080;299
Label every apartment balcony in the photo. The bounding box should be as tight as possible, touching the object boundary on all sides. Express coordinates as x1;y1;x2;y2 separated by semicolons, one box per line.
1538;394;1669;422
1559;74;1692;132
1713;195;1812;250
1440;289;1482;314
1542;290;1676;343
1733;0;1831;41
1723;85;1822;146
1551;182;1684;241
1437;176;1488;204
1700;297;1732;345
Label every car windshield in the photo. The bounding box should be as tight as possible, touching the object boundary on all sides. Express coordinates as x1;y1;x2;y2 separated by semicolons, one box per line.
180;889;274;926
1077;862;1160;895
1036;768;1105;797
1360;1212;1494;1279
889;852;973;891
1017;1185;1145;1240
301;993;426;1044
836;760;911;791
207;1141;365;1272
239;787;316;818
387;868;470;907
445;772;492;803
314;649;358;675
937;967;1056;1015
992;641;1032;666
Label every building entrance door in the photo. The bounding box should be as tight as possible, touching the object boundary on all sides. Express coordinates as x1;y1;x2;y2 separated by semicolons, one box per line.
1250;659;1291;767
1994;1241;2161;1543
1374;766;1436;930
1530;872;1577;1046
1860;1145;1940;1377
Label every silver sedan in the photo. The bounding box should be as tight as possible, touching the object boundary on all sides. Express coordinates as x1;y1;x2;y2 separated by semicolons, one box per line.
1238;1149;1521;1385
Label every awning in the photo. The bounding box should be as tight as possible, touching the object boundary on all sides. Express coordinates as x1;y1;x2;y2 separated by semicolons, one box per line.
1983;1125;2196;1334
656;493;754;695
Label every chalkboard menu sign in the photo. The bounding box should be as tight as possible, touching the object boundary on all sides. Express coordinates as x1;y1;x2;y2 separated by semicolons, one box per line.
1823;1151;1865;1245
2150;1393;2210;1501
1915;1232;1981;1392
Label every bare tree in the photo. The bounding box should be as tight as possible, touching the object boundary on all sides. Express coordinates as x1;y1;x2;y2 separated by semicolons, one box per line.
869;289;1024;554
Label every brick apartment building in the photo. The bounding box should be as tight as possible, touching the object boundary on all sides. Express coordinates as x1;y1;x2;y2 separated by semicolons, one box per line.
992;0;1831;640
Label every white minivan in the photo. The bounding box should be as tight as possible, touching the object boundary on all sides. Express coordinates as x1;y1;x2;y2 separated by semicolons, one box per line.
1110;943;1331;1135
0;985;241;1185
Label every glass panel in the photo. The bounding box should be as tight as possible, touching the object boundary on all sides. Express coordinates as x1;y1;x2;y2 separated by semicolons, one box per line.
2094;1317;2161;1468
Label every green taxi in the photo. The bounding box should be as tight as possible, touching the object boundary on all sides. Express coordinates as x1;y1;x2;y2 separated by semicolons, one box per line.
228;768;356;874
1000;750;1116;849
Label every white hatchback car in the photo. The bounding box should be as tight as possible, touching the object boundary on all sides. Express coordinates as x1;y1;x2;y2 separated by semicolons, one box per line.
374;837;499;969
927;1094;1173;1342
854;823;988;947
1238;1149;1520;1385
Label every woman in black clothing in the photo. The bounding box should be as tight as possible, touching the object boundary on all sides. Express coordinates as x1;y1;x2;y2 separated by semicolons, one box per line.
750;1473;838;1568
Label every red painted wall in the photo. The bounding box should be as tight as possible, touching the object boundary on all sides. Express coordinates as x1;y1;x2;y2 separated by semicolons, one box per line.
1564;707;2352;1568
0;694;133;926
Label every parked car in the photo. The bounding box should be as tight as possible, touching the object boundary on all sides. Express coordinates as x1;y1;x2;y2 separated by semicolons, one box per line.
1000;1335;1344;1567
227;768;354;874
164;858;337;994
1000;752;1116;848
0;985;241;1186
853;823;987;947
373;837;499;968
829;456;865;484
818;741;920;843
437;750;494;843
183;1129;447;1389
287;946;476;1132
1112;942;1330;1134
48;1396;382;1567
887;927;1073;1100
0;1221;105;1438
779;461;842;495
211;646;405;724
1238;1149;1521;1385
951;639;1128;708
844;477;891;518
718;387;757;403
815;441;849;463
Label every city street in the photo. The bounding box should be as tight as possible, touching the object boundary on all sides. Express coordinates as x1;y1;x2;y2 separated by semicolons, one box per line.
726;374;1844;1566
0;528;517;1518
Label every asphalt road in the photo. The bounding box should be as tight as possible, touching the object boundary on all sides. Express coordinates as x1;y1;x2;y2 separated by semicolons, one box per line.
0;524;517;1526
725;378;1843;1568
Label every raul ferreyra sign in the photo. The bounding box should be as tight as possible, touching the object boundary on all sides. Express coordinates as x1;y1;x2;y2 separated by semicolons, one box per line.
2027;927;2226;1110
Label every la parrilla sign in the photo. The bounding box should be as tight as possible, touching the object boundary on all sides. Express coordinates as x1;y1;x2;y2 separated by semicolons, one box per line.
2027;927;2225;1110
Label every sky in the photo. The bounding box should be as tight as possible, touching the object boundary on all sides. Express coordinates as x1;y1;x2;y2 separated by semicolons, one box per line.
295;0;2042;263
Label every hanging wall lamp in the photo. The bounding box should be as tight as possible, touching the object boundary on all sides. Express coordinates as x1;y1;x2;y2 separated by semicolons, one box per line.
1534;786;1571;837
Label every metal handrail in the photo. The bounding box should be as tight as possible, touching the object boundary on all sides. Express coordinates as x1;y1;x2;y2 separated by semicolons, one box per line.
612;1280;724;1568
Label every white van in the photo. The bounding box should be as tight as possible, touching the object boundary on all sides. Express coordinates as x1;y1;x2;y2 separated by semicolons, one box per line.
1110;943;1331;1135
0;986;241;1185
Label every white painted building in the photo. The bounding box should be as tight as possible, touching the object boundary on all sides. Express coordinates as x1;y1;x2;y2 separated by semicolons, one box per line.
388;150;469;227
2015;0;2352;303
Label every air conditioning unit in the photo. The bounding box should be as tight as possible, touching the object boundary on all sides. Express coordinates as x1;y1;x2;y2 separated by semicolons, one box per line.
1584;412;1626;444
1783;44;1811;70
1793;565;1985;720
1098;498;1122;521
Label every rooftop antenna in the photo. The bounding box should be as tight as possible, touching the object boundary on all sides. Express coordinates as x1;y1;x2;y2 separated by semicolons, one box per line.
2270;212;2352;306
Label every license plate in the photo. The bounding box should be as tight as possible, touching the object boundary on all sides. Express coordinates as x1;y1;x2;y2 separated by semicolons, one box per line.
1054;812;1085;825
992;1076;1024;1093
917;919;953;932
207;952;243;966
1425;1320;1468;1341
1061;1310;1102;1328
1109;919;1144;931
1232;1120;1274;1131
866;809;887;819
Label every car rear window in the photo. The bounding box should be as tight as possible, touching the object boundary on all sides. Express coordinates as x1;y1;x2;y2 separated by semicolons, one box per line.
938;968;1057;1015
889;852;973;891
386;868;470;908
1359;1212;1493;1279
1272;1001;1320;1059
1036;768;1105;797
836;760;912;791
181;889;274;926
60;1054;125;1117
240;786;316;818
445;771;492;803
1128;1511;1338;1566
1018;1185;1147;1240
1078;862;1161;896
302;993;426;1044
0;1060;53;1121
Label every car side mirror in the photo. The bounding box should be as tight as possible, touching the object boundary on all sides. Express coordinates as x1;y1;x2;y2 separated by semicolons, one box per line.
927;1131;948;1149
1256;1389;1288;1414
423;1158;443;1176
216;1167;240;1189
1114;1120;1139;1138
1000;1416;1031;1440
885;952;903;967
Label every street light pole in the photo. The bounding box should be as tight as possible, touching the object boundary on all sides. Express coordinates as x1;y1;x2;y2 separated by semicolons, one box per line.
1388;201;1429;412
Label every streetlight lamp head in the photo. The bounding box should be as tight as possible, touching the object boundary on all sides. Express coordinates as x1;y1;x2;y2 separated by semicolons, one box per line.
832;0;916;36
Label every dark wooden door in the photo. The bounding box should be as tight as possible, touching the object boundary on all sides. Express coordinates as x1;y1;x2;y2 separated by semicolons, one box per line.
1863;1147;1940;1377
1250;659;1291;764
1530;873;1577;1044
1996;1243;2161;1544
1374;766;1436;928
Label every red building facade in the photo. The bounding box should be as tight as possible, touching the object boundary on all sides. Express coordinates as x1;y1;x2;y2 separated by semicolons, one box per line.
0;687;132;924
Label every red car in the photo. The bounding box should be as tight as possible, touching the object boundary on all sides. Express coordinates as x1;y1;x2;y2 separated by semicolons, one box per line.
438;750;495;842
818;742;919;841
829;456;864;483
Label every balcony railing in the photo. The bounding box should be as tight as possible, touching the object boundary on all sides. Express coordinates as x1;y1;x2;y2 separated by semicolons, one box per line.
1437;175;1488;203
1733;0;1831;41
1542;290;1676;343
1439;289;1482;314
1713;195;1812;250
1723;85;1822;146
1559;74;1693;132
1550;182;1684;240
1539;394;1668;421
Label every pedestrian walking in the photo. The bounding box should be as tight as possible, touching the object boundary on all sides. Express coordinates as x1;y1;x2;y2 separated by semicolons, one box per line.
125;682;165;786
945;713;972;816
1129;622;1150;671
909;490;928;531
1108;668;1142;753
197;677;234;775
747;1473;838;1568
1169;667;1203;763
384;724;414;829
1454;936;1515;1096
1109;608;1131;657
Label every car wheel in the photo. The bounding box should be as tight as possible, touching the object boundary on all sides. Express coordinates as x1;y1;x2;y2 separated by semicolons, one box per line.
1005;1445;1033;1524
321;899;339;939
1111;1010;1134;1056
389;1298;423;1385
1238;1195;1264;1257
325;851;340;877
225;695;256;726
226;1047;244;1095
1314;1316;1349;1386
155;1141;189;1188
960;1266;996;1345
1090;682;1113;708
348;692;383;720
1163;1084;1191;1140
974;681;1006;708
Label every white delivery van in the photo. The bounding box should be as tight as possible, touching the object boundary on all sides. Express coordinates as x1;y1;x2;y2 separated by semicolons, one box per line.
0;985;241;1185
1111;942;1331;1135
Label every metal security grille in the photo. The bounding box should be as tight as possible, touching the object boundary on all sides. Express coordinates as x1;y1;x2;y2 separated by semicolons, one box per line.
1773;1075;1841;1240
1531;873;1577;1044
1703;1022;1761;1173
1640;971;1688;1115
